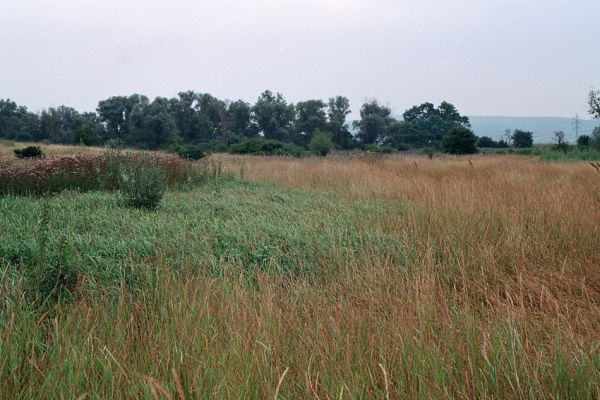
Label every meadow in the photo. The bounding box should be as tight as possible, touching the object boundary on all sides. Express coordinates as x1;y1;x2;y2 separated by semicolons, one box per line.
1;144;599;398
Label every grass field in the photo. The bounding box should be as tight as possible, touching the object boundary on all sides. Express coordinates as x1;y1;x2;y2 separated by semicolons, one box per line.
1;146;600;398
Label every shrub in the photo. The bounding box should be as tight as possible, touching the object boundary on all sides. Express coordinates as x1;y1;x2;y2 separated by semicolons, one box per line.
477;136;508;148
117;153;167;210
14;146;44;159
309;130;334;156
442;127;478;154
395;143;409;152
379;145;397;154
174;144;207;160
229;138;305;157
511;130;534;148
577;135;590;147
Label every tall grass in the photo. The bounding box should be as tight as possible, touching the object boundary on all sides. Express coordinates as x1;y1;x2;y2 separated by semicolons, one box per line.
0;150;223;196
539;146;600;162
1;153;599;398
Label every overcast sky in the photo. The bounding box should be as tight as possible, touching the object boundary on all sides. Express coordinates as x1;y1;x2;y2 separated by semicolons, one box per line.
1;0;598;118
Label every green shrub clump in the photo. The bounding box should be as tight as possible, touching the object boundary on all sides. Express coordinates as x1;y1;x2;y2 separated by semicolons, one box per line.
309;130;334;156
117;154;167;210
14;146;44;159
229;138;305;157
174;144;207;160
441;127;478;154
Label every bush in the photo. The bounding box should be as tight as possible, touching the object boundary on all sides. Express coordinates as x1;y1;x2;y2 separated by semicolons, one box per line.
577;135;590;147
477;136;508;148
229;138;305;157
309;130;334;156
174;144;207;160
511;130;534;148
395;143;409;152
14;146;44;159
117;153;167;210
442;127;478;154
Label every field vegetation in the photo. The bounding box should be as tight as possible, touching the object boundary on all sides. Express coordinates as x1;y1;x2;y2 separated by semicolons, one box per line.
1;144;599;398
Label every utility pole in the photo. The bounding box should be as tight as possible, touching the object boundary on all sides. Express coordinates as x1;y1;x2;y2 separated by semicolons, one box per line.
572;113;581;141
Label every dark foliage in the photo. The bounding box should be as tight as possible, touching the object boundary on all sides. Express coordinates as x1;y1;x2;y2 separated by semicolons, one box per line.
14;145;44;158
442;127;479;154
229;138;305;157
511;130;534;148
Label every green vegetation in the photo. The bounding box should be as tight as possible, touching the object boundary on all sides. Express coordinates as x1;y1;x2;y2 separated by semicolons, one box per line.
229;138;305;157
477;135;508;148
0;181;398;296
14;145;44;158
1;150;599;398
172;144;207;160
309;129;334;156
539;146;600;161
441;126;478;154
511;129;534;148
0;151;219;196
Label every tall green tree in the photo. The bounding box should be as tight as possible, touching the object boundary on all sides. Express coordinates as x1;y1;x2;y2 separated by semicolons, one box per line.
39;106;83;144
0;99;41;141
252;91;295;141
294;100;327;145
227;100;258;139
327;96;353;149
353;100;394;145
128;97;180;149
97;94;148;141
168;91;203;143
394;101;470;148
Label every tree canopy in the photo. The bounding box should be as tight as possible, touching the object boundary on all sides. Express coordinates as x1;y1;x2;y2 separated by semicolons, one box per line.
511;130;534;148
1;92;537;153
392;102;471;148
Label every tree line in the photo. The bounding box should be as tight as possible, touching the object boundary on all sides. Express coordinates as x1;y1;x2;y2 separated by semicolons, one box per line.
0;91;481;152
2;89;597;154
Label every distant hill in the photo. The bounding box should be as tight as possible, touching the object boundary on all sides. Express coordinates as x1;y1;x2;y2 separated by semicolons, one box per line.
467;116;599;144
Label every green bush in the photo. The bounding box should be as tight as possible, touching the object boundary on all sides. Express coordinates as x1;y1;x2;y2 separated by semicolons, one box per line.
577;135;590;147
309;130;334;156
395;143;409;152
14;146;44;159
229;138;305;157
442;127;478;154
174;144;207;160
117;154;167;210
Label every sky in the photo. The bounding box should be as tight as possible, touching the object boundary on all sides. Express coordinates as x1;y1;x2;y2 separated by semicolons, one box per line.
1;0;599;118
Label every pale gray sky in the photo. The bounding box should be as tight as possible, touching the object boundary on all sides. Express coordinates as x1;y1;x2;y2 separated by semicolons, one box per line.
1;0;598;118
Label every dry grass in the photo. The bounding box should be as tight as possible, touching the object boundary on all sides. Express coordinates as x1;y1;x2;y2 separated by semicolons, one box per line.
218;154;600;324
2;151;600;398
0;140;103;159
